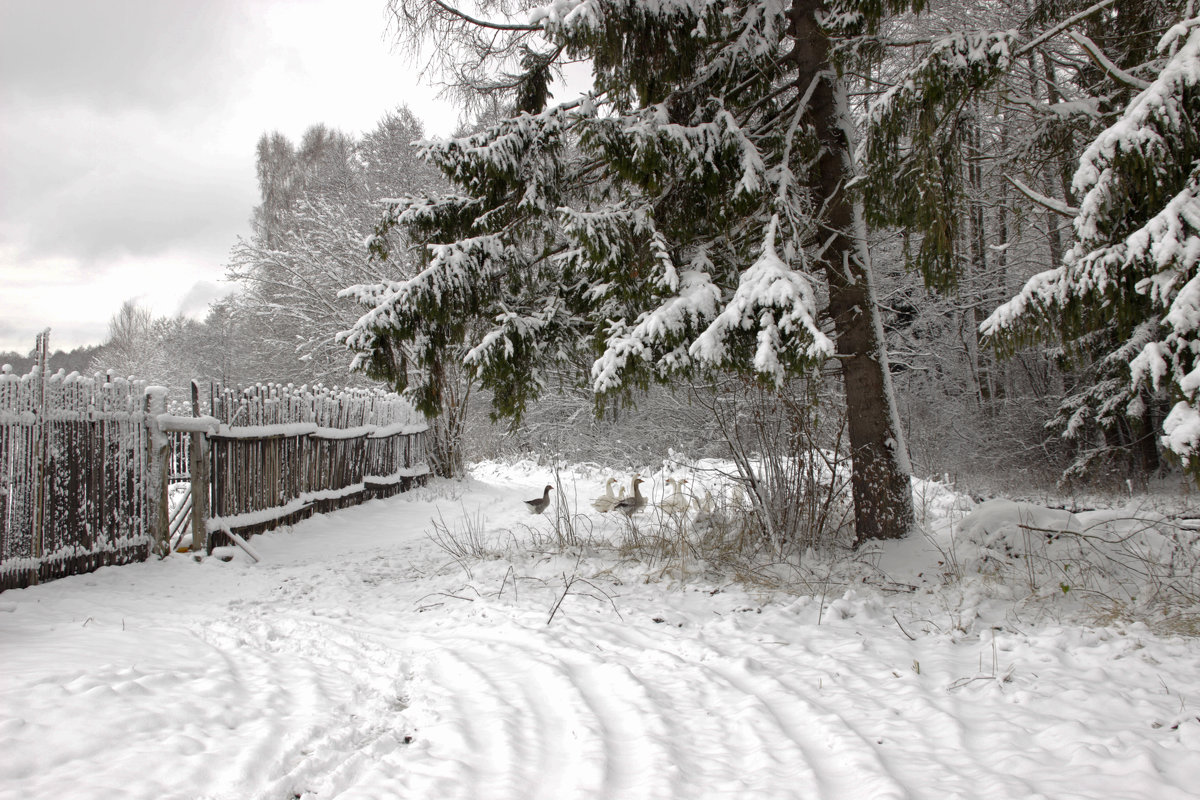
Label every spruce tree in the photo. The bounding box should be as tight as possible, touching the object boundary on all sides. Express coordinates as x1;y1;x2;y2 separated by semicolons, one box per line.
861;0;1192;481
345;0;929;542
982;16;1200;471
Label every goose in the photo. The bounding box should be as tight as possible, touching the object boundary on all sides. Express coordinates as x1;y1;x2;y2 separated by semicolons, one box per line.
592;477;619;513
692;491;714;529
524;484;553;514
613;477;647;516
660;478;690;515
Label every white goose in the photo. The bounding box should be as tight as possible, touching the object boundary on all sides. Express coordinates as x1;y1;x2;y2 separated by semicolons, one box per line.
592;477;620;513
660;478;690;515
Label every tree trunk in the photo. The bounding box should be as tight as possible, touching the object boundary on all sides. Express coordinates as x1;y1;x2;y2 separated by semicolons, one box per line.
966;107;995;406
791;0;914;543
1035;52;1071;270
993;121;1009;401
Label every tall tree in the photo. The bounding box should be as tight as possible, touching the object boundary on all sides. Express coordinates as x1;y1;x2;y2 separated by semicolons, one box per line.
863;0;1192;481
983;15;1200;472
90;300;159;378
88;300;220;398
230;109;442;387
345;0;935;542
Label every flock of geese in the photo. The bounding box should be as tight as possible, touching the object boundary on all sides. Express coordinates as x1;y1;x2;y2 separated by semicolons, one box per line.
525;476;744;520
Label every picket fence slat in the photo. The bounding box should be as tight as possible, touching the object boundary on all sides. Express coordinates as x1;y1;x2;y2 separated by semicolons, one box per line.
0;366;155;591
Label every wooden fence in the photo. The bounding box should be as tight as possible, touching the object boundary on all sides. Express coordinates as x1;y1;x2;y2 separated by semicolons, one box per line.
1;351;428;590
0;357;165;591
198;382;428;546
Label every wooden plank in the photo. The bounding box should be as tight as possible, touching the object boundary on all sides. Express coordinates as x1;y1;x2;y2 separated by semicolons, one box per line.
144;388;170;557
189;381;210;554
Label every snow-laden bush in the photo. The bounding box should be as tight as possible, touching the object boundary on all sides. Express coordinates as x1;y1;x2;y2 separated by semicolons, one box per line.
954;499;1200;613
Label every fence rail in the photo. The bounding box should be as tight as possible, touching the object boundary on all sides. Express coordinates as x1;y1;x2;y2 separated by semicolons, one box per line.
0;348;428;591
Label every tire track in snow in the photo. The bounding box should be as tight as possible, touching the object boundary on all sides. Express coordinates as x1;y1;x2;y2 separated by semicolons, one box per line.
190;612;414;799
769;632;1059;798
383;619;923;800
178;566;1028;800
399;636;678;799
705;656;906;800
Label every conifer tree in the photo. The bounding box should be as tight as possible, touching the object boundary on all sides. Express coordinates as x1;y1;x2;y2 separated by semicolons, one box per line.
982;16;1200;471
862;0;1191;480
344;0;929;542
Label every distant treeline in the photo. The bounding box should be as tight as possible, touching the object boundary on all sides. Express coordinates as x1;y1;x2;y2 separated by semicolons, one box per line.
0;345;102;377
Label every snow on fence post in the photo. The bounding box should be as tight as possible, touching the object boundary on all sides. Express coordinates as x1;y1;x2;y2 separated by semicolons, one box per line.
144;387;170;557
188;381;210;554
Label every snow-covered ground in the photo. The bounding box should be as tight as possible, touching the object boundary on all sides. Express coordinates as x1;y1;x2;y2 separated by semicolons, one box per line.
1;461;1198;800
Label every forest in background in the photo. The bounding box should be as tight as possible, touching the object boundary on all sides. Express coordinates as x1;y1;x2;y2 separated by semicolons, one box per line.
10;0;1196;504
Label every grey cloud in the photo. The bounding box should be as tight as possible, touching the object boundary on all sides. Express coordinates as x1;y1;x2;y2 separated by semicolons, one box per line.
1;106;258;264
0;0;252;112
0;311;108;354
176;279;237;318
22;159;256;262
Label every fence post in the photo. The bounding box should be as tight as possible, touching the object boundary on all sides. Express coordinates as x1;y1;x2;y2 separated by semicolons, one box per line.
30;330;49;582
144;387;170;556
189;381;210;554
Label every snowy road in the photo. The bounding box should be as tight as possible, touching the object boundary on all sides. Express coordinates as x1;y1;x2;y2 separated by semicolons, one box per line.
2;468;1198;799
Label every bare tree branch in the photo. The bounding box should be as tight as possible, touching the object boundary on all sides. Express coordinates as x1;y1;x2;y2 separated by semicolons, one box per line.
1006;175;1080;218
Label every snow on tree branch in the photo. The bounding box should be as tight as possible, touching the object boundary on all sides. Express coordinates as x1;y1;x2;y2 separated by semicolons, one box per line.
984;17;1200;465
688;216;833;385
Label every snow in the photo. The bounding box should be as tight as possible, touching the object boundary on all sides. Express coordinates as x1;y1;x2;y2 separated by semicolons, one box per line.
1;461;1198;800
155;414;221;434
688;215;834;383
1163;400;1200;461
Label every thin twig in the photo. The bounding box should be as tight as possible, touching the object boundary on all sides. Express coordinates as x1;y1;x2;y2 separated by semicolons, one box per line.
893;613;917;641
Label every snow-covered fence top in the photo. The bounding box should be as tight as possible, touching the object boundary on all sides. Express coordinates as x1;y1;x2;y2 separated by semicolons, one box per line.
205;382;427;438
0;366;151;424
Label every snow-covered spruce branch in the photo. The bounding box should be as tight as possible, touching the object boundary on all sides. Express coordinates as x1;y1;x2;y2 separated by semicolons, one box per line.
867;29;1018;129
983;18;1200;464
1065;30;1153;91
687;216;834;385
339;235;509;348
1005;175;1080;218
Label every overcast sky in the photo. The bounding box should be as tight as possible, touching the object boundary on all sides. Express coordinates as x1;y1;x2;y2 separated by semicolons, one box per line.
0;0;461;354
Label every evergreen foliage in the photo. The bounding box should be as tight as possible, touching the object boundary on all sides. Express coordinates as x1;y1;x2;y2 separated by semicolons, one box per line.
983;17;1200;470
344;0;927;540
863;28;1018;289
860;0;1192;481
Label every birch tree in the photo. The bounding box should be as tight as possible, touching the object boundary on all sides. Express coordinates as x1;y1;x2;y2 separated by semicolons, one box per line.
229;109;441;386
